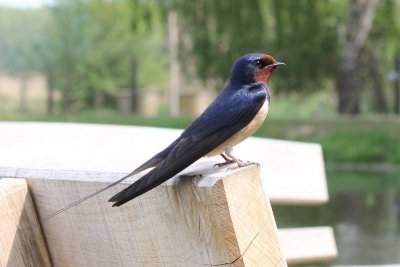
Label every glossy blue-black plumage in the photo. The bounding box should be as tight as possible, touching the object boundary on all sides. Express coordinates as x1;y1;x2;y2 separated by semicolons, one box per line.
109;53;271;206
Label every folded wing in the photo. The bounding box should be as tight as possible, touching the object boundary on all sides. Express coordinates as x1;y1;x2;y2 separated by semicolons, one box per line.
110;86;267;206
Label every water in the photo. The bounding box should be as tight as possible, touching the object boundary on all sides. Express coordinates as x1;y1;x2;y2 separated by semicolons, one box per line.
273;170;400;266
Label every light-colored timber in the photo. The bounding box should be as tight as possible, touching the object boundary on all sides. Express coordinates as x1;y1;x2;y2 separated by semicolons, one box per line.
26;166;287;267
0;178;51;267
278;226;337;265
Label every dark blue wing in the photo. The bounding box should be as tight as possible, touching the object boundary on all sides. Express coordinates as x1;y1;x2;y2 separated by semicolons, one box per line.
109;84;267;206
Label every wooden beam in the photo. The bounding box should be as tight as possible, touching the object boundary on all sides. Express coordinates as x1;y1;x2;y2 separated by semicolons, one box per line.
278;227;337;265
27;166;287;267
0;178;51;267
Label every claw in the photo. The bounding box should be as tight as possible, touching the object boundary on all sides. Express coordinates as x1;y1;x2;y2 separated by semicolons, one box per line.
227;160;260;171
214;153;236;168
214;159;235;168
215;152;260;170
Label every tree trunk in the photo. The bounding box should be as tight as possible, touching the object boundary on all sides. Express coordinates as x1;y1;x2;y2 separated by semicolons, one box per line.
19;78;28;113
168;10;180;117
61;89;72;113
94;91;104;109
336;0;379;115
0;74;2;110
394;52;400;114
46;75;55;115
366;47;388;113
130;57;138;113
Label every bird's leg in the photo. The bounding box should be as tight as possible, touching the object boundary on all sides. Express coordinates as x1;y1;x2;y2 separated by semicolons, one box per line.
221;145;261;170
214;145;242;168
214;145;236;167
214;153;236;168
221;152;234;163
214;145;260;169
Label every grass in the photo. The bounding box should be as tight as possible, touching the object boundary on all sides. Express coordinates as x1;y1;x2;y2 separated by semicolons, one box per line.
326;170;400;193
2;109;400;164
260;117;400;164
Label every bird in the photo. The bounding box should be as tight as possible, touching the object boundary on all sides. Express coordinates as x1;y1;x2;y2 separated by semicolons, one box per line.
109;53;285;207
41;53;284;221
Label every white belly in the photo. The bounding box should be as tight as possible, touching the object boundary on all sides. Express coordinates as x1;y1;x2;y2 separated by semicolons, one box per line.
207;100;269;157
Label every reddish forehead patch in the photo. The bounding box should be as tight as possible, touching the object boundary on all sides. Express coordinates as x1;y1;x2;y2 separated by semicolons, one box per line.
254;54;279;83
261;54;276;65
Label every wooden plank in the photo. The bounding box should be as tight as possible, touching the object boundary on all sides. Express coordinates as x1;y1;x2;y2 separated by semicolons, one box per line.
28;166;287;267
278;226;337;265
0;122;328;204
0;178;51;267
235;137;328;205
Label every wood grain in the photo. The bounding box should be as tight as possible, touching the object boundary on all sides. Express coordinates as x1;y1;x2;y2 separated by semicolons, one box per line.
0;178;51;267
27;166;287;267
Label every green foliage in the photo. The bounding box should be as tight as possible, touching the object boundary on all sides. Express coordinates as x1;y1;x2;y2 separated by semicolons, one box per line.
326;170;400;194
0;8;49;77
167;0;343;92
370;0;400;53
270;0;344;91
315;131;390;162
1;0;399;114
133;29;169;90
276;119;400;164
176;1;268;83
125;0;344;92
365;0;400;105
47;0;136;110
48;0;170;110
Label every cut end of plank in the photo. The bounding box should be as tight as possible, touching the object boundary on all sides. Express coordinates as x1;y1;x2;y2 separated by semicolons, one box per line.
0;178;51;267
278;226;337;265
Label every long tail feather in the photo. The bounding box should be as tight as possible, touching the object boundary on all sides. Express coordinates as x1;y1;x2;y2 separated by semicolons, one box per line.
40;154;164;222
40;172;135;222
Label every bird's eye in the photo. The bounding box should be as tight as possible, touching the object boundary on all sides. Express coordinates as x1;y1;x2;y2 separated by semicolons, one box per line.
253;59;265;68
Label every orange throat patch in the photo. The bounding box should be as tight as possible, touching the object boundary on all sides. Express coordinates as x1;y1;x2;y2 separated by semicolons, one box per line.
255;67;272;83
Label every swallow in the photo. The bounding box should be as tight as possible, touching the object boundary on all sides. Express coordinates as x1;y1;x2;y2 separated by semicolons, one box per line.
42;53;284;221
109;53;285;206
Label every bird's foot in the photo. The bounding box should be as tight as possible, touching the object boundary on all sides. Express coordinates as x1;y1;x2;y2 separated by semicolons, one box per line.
214;159;236;168
214;153;237;168
227;160;260;170
214;153;260;169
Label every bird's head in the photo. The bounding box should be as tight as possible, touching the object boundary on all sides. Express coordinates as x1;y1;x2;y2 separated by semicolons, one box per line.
229;53;285;85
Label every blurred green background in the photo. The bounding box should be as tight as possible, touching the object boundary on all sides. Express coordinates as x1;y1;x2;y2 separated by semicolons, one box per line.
1;0;399;164
0;0;399;266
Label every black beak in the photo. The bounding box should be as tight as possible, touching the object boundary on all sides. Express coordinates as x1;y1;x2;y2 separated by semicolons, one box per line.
272;62;285;67
271;61;285;71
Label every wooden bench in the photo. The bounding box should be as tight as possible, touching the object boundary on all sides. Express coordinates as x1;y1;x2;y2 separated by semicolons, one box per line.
0;122;337;266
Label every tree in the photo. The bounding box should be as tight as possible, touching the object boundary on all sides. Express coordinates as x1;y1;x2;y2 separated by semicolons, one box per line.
0;8;48;112
131;0;342;94
40;0;138;112
369;0;400;114
43;0;169;112
335;0;379;114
